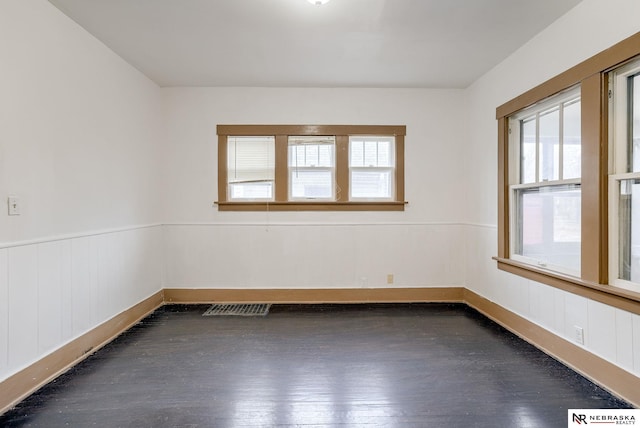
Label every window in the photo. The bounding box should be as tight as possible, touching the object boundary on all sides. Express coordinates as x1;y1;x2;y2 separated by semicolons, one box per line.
496;31;640;307
216;125;406;211
288;136;335;200
349;136;395;200
227;136;275;201
509;90;582;275
609;58;640;290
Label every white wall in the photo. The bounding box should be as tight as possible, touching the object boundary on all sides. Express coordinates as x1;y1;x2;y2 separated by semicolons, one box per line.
464;0;640;377
0;1;163;243
161;87;467;289
0;1;163;382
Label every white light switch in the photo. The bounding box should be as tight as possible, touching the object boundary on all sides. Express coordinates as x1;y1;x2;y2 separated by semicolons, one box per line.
8;196;20;216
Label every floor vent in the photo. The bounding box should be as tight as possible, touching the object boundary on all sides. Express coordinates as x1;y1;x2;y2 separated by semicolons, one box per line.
203;303;271;317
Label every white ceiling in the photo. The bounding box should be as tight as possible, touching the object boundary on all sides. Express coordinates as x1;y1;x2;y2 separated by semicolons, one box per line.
48;0;582;88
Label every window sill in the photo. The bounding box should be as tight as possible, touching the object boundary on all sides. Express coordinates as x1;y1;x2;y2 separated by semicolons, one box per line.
215;201;408;211
494;257;640;315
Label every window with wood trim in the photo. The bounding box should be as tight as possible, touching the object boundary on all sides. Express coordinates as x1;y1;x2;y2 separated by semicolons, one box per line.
349;136;395;201
609;57;640;292
288;136;336;201
508;88;582;276
216;125;406;211
496;31;640;307
227;136;275;201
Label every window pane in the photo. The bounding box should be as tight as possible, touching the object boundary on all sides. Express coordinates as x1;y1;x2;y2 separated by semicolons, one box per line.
229;182;273;200
632;75;640;172
515;184;581;273
351;170;392;199
288;136;335;167
290;170;333;199
563;99;581;179
521;119;536;184
377;141;392;167
539;107;560;182
351;140;364;167
618;179;640;282
364;141;378;166
349;137;394;167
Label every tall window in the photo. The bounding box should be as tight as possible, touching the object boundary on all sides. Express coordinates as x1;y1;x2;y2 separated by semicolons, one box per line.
496;31;640;310
609;58;640;290
509;88;582;275
216;125;406;211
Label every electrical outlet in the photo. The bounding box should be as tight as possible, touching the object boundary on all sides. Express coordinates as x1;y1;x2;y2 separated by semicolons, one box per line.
574;326;584;345
360;277;368;288
8;196;20;216
387;274;394;285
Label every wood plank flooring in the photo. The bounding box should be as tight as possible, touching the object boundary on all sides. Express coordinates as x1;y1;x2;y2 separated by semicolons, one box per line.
0;304;631;427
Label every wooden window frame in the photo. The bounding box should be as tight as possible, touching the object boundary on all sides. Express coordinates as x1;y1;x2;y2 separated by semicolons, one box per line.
496;31;640;312
216;125;407;211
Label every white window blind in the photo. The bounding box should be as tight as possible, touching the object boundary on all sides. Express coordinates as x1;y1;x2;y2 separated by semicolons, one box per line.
227;136;275;200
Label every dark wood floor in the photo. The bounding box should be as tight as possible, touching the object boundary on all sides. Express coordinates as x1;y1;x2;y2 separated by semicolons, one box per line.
0;304;631;427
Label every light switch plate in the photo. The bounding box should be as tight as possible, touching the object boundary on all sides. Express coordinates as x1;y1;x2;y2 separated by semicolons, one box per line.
8;196;20;216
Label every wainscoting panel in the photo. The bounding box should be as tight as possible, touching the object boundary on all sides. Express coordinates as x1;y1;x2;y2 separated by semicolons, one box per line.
70;237;94;338
7;245;39;375
36;240;72;356
0;225;163;384
0;249;7;378
163;223;466;290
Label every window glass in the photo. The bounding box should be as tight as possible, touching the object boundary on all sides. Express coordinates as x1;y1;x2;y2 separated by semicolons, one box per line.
617;179;640;282
227;136;275;200
515;184;581;273
521;119;537;184
610;63;640;289
350;138;394;167
539;107;560;182
290;170;333;199
349;137;395;199
632;74;640;172
562;100;582;179
288;136;335;200
351;171;393;199
289;138;334;168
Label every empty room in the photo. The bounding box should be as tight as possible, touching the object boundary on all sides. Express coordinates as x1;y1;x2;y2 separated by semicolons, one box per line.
1;0;640;426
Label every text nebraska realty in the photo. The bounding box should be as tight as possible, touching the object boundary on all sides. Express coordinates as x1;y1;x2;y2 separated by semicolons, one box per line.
573;413;635;425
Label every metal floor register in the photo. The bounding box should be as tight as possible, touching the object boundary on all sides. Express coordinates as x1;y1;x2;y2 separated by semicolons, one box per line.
203;303;271;317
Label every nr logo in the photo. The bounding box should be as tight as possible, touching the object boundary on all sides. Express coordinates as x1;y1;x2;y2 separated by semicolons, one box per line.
573;413;588;424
